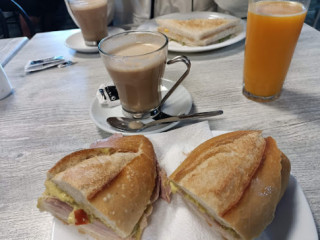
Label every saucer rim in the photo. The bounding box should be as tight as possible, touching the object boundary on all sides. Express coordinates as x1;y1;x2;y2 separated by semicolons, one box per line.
65;27;125;53
89;78;193;135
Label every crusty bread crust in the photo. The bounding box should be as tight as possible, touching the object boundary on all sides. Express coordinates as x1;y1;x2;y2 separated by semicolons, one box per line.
222;137;290;240
279;152;291;199
170;131;266;216
45;135;157;238
48;148;115;179
170;132;291;240
95;135;157;160
89;149;156;237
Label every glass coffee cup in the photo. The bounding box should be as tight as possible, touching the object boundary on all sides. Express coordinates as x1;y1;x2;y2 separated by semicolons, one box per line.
66;0;108;46
99;31;191;119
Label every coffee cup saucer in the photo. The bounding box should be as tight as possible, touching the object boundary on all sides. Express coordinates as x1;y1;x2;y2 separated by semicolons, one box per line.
65;27;125;53
90;78;193;135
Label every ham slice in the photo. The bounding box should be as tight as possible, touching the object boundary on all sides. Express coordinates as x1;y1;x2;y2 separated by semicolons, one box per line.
40;197;128;240
158;166;171;203
40;197;72;223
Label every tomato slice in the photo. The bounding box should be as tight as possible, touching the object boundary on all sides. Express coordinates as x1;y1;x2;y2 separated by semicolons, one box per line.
74;209;89;225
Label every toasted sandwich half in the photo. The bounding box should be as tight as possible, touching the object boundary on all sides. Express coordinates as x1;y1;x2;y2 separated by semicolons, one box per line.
170;131;291;240
156;18;242;46
38;135;159;240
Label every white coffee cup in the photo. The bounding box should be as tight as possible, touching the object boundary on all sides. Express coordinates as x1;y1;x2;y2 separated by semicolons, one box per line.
0;65;13;100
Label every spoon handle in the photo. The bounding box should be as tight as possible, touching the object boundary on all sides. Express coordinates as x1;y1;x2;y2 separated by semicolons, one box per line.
145;110;223;127
179;110;224;120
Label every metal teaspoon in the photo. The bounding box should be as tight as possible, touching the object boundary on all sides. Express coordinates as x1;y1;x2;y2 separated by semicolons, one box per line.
106;110;223;132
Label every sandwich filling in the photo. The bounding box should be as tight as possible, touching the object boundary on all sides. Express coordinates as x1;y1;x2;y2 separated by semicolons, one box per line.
38;196;126;240
42;180;91;224
170;182;241;239
39;176;159;240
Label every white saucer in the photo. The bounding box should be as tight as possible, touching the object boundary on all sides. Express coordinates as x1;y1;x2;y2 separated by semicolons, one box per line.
65;27;125;53
89;78;193;135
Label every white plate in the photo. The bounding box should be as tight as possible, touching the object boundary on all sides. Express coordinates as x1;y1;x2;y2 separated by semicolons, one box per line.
89;78;193;135
51;130;318;240
65;27;125;53
51;178;318;240
137;12;246;53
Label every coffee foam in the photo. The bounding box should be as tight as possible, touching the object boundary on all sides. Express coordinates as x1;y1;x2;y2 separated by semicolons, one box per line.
106;43;166;71
70;0;107;9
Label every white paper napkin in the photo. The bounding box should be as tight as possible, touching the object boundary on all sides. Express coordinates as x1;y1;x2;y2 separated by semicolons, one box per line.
146;121;213;176
143;121;225;240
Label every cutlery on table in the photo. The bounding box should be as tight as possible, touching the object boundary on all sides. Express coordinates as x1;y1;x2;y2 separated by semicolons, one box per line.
107;110;223;132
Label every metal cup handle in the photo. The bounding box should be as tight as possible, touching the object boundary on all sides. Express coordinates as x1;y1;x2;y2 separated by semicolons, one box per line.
158;55;191;109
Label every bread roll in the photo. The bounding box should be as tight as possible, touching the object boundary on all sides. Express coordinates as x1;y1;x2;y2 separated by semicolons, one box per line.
38;135;158;239
170;131;291;240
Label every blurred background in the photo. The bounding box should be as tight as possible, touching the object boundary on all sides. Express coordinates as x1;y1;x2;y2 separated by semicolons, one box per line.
0;0;319;39
305;0;320;30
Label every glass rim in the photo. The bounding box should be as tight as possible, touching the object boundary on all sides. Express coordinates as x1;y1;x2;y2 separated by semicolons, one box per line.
98;30;169;58
67;0;107;4
248;0;310;12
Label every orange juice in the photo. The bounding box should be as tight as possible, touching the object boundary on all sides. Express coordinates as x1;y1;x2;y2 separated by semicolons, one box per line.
243;1;307;100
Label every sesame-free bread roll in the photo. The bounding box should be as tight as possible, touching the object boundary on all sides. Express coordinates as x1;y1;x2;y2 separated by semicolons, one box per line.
38;135;158;240
170;131;291;240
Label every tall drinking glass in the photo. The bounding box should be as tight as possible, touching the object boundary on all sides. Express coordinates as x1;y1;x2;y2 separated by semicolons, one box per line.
243;0;310;101
66;0;108;46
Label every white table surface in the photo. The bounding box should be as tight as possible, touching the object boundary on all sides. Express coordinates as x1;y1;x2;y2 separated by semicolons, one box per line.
0;37;28;67
0;25;319;239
